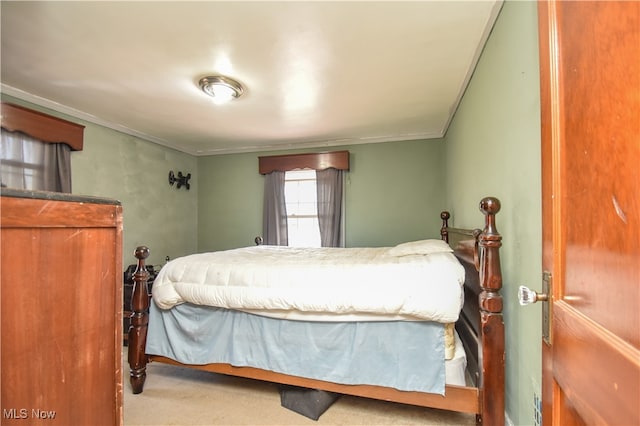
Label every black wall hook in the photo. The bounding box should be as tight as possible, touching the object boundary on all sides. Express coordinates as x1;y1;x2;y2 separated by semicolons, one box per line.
168;171;191;190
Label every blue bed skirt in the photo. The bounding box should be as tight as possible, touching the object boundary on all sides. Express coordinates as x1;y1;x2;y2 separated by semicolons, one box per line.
146;302;446;395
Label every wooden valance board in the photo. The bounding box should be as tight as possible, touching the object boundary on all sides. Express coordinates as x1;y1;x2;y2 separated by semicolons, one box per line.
1;102;84;151
259;151;349;174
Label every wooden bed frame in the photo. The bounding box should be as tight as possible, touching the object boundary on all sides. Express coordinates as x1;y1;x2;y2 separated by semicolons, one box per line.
128;196;504;425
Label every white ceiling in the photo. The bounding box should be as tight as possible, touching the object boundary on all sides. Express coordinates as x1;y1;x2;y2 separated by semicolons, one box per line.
1;1;503;156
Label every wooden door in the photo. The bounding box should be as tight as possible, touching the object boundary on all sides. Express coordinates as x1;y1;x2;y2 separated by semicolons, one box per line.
538;1;639;425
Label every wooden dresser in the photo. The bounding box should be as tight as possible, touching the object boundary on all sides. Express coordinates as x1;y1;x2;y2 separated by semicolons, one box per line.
1;189;123;425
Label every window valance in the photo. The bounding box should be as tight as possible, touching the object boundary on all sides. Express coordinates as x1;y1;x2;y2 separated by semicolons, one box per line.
258;150;349;175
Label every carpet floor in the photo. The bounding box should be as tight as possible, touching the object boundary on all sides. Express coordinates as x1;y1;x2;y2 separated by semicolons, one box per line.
123;354;475;426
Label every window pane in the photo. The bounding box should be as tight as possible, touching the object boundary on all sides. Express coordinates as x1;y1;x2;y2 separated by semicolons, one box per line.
294;202;317;216
287;217;321;248
1;130;46;190
285;170;320;247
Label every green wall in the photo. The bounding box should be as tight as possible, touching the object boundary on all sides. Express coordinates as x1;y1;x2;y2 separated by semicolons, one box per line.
72;124;198;268
196;152;263;252
343;140;446;247
197;138;446;252
444;2;542;425
1;95;199;268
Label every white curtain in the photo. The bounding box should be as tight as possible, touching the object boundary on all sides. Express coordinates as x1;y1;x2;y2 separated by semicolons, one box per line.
1;129;72;192
316;168;345;247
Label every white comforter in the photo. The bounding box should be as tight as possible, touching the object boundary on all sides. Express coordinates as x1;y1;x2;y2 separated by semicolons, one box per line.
152;245;465;323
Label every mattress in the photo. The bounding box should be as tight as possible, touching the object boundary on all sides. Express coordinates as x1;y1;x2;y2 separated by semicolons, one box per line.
446;329;467;386
151;242;465;323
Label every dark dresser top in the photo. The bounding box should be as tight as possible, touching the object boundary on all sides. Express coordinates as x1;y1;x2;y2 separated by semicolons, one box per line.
1;188;121;205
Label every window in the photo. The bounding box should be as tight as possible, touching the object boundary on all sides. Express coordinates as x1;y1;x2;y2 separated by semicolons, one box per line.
0;103;84;192
260;150;349;247
1;128;74;192
285;170;321;247
1;130;46;189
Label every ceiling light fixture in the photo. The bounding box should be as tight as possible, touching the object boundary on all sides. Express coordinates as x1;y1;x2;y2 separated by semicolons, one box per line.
198;75;244;103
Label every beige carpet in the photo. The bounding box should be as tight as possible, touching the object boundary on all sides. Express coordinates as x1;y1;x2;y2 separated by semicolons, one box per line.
123;355;475;426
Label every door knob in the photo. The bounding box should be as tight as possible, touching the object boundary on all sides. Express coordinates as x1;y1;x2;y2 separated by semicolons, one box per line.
520;272;553;344
518;285;549;305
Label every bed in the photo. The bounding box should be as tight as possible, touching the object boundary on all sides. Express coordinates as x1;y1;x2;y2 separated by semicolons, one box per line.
127;196;504;425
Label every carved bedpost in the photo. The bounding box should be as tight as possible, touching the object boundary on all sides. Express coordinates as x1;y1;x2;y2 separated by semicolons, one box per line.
440;211;450;243
478;197;505;425
128;246;150;394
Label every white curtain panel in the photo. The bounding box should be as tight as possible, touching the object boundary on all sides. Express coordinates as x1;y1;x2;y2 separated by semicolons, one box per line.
1;129;71;192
